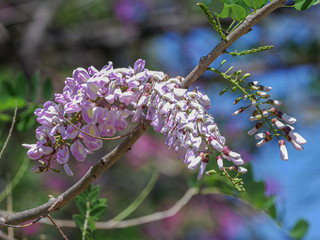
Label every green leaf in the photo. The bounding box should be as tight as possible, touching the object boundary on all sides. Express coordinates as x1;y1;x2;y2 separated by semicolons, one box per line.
91;205;107;221
43;77;53;100
88;186;100;203
88;216;96;231
210;0;225;15
30;73;39;102
229;4;247;21
243;0;268;9
219;4;231;18
294;0;319;10
0;113;11;122
23;116;36;130
15;73;27;98
73;214;85;229
2;81;15;96
290;219;309;239
0;98;26;112
75;196;88;216
232;0;251;15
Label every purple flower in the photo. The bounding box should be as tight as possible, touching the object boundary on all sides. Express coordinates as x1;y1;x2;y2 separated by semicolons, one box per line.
70;140;88;161
57;147;70;164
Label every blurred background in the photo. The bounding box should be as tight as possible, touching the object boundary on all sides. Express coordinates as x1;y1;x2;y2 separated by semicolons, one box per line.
0;0;319;239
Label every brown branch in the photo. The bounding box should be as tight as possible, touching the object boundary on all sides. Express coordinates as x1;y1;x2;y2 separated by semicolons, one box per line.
182;0;287;88
0;120;150;227
47;215;69;240
1;187;282;232
0;0;286;228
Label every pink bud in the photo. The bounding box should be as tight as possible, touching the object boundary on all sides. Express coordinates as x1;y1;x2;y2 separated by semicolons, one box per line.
248;121;263;136
233;107;245;116
272;118;285;129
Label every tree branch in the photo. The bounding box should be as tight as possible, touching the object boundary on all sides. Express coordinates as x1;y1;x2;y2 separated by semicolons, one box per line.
182;0;286;88
0;0;286;228
0;121;150;227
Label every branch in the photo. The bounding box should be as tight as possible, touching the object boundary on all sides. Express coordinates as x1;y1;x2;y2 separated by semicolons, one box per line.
182;0;287;88
38;188;198;229
0;0;286;228
0;121;150;227
29;187;275;230
0;101;17;160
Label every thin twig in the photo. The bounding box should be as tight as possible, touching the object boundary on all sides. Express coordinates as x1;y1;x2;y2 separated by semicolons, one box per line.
0;101;18;160
6;175;13;239
112;171;159;222
47;215;69;240
0;158;29;203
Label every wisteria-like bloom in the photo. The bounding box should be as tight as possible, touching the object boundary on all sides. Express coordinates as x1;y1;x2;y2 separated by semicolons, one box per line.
23;59;246;179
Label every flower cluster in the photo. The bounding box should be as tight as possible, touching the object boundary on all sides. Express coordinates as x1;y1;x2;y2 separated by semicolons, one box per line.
147;78;246;179
236;81;306;160
23;59;246;179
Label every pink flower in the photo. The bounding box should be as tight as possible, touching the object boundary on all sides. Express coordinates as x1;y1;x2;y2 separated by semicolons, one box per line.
70;140;88;161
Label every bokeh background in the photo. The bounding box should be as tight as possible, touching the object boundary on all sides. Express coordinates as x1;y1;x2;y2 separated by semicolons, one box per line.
0;0;319;239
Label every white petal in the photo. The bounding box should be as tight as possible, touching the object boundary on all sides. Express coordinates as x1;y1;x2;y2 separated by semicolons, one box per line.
231;157;244;165
255;133;266;139
282;113;297;124
229;151;241;160
188;156;202;169
248;126;258;136
289;131;306;145
257;139;266;147
280;144;288;161
238;167;248;174
290;139;304;151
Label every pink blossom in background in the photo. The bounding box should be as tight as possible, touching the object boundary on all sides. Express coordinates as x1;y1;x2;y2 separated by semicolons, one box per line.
265;178;281;197
113;0;148;25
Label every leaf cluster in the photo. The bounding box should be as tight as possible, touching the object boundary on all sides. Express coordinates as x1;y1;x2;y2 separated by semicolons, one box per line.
0;72;53;135
73;185;108;240
209;0;268;22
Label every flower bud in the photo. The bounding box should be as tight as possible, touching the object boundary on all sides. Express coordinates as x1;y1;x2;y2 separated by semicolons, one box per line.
233;107;245;116
272;118;285;129
266;99;282;106
237;167;248;174
278;140;288;161
248;121;263;136
216;156;224;170
275;111;297;124
250;114;262;121
243;73;251;79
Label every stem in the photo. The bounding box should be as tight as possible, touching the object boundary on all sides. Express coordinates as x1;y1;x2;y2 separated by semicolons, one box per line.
82;200;90;240
0;158;29;203
47;214;69;240
209;67;280;140
112;172;158;222
182;0;287;88
227;20;236;33
230;20;244;33
0;101;18;160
